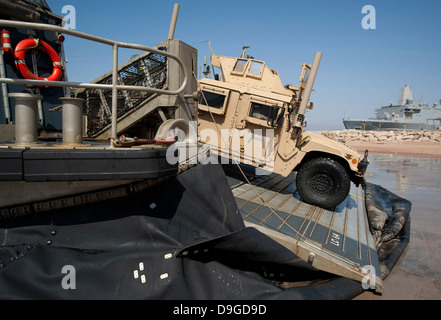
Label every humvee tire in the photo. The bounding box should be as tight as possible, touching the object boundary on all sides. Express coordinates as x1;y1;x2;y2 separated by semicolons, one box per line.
296;157;350;210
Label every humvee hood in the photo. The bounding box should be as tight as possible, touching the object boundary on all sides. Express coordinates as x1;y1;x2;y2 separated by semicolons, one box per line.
300;131;362;161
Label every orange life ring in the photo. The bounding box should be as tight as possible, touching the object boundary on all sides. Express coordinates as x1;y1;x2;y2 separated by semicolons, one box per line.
14;38;63;82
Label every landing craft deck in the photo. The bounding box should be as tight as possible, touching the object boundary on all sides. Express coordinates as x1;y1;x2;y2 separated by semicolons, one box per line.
229;171;383;293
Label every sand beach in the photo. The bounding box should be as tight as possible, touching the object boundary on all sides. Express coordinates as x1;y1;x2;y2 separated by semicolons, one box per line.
316;130;441;158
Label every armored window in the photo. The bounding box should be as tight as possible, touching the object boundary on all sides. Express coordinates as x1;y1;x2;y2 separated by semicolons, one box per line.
248;61;264;77
232;59;248;74
198;86;230;115
201;91;225;109
249;102;272;121
246;97;285;127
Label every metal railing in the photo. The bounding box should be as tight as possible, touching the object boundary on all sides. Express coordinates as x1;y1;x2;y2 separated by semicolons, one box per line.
0;19;188;141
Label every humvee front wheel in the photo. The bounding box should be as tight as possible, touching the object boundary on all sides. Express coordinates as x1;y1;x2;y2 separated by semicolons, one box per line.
296;157;350;210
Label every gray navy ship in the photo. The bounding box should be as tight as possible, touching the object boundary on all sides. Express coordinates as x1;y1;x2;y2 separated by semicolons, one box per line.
343;85;441;130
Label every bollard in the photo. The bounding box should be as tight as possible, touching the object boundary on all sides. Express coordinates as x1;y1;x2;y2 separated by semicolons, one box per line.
8;92;42;145
59;97;85;146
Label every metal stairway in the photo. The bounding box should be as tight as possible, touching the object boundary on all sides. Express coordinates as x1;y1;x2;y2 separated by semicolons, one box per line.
76;47;168;138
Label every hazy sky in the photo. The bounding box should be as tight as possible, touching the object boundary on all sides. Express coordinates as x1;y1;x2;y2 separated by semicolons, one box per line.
47;0;441;131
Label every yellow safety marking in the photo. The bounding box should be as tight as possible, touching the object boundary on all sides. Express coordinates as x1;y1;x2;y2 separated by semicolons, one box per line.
349;192;365;201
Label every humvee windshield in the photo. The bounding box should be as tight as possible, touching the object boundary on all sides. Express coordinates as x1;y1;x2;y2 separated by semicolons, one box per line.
248;61;263;77
233;59;247;74
232;59;264;78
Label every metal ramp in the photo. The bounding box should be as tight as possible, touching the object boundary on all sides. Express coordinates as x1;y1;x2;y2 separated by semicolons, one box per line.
76;48;168;138
229;171;384;293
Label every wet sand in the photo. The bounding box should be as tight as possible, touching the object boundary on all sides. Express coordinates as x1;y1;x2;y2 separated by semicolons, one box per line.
349;142;441;300
346;141;441;159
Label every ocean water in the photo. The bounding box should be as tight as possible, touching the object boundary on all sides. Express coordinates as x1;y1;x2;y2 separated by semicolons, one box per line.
362;153;441;299
365;154;441;230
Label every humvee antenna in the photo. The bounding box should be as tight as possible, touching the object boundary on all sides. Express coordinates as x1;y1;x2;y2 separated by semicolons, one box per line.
240;43;250;58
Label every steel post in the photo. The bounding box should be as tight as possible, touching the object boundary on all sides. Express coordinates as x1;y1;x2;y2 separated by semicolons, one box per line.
8;93;42;145
111;43;118;142
60;97;85;145
168;3;180;40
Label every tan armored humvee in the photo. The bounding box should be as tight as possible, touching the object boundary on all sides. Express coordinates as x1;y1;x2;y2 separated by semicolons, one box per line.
197;49;368;210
